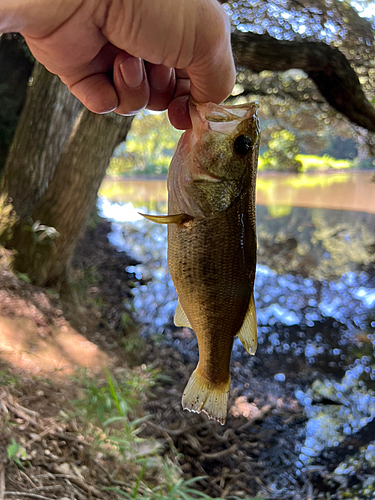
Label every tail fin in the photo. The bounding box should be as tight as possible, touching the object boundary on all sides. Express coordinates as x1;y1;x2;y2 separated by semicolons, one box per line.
182;367;230;425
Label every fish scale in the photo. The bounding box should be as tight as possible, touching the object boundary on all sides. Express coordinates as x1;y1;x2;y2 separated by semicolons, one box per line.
169;184;255;378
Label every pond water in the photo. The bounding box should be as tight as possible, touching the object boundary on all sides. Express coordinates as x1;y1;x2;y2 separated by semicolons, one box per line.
100;171;375;214
98;171;375;485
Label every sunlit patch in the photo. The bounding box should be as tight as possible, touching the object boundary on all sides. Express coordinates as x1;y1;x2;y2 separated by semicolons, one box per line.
352;287;375;308
0;316;109;376
230;396;262;419
296;368;375;470
100;198;144;222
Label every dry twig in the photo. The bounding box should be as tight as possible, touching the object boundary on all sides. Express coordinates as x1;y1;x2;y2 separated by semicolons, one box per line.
0;464;5;500
50;467;101;497
24;424;58;448
2;401;40;428
18;471;38;490
147;419;210;437
93;459;129;488
200;444;237;460
4;493;53;500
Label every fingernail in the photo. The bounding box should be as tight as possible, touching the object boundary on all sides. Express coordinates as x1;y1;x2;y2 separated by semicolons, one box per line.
119;57;144;89
150;66;173;91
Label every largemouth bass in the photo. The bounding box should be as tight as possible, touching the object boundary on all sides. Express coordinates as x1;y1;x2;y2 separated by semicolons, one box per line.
142;100;260;424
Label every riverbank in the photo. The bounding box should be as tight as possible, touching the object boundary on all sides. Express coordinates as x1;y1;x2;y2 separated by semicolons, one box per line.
97;191;375;499
0;219;155;499
1;215;375;499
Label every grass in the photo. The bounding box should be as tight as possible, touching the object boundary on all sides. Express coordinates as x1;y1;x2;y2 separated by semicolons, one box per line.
6;438;28;468
68;367;163;465
256;170;350;197
108;460;265;500
0;364;22;386
0;332;263;499
108;461;215;499
72;367;157;426
255;152;353;173
68;369;265;500
68;369;212;498
0;349;265;499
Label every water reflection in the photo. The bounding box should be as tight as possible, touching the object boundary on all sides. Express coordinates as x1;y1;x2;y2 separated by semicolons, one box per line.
98;181;375;472
100;198;176;332
296;369;375;471
100;171;375;213
99;197;374;339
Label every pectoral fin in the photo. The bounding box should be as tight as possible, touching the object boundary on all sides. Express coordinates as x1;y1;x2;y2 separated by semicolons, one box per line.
174;299;192;328
237;294;257;355
139;213;191;224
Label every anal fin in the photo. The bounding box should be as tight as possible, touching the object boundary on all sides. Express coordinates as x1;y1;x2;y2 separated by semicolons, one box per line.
174;299;192;328
237;294;257;355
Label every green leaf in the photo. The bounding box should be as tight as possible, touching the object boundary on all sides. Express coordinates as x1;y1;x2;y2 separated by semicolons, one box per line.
7;438;21;460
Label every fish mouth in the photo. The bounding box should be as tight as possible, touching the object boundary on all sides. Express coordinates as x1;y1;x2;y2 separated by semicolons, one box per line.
189;98;258;140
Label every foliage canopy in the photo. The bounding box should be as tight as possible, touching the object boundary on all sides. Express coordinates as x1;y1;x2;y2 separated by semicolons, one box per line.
108;0;375;176
108;112;182;178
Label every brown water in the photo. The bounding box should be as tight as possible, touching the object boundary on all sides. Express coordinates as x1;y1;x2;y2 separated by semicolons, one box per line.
99;171;375;213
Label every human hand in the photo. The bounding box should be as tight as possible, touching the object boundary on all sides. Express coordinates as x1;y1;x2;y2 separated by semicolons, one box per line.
2;0;235;129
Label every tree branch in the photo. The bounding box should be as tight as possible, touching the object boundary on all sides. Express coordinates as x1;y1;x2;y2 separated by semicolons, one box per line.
232;31;375;132
233;72;325;105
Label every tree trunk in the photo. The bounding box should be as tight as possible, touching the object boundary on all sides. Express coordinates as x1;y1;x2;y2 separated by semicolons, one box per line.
2;62;82;219
1;62;133;286
11;109;132;286
0;34;34;172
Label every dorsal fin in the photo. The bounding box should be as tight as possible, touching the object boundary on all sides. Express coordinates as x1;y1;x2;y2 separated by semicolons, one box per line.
237;294;257;355
174;299;192;328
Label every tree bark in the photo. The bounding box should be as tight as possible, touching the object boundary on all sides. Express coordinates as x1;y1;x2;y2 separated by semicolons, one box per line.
0;34;34;172
10;109;132;286
231;31;375;132
2;62;82;218
1;62;133;286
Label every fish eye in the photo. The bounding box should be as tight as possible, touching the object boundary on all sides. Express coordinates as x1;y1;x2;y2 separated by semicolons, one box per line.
233;135;253;155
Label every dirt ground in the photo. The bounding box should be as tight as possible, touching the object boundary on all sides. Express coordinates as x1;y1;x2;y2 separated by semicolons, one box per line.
0;219;374;500
0;219;153;500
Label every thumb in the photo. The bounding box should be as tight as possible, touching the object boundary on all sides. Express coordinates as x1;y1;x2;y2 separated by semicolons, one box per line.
187;3;235;104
